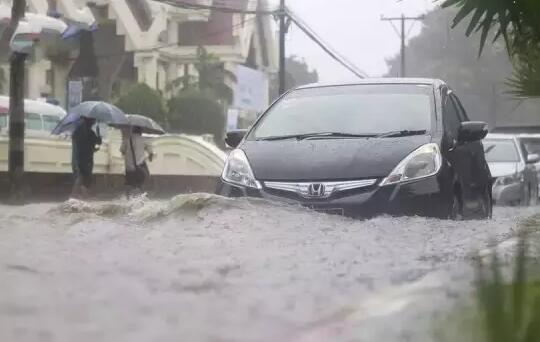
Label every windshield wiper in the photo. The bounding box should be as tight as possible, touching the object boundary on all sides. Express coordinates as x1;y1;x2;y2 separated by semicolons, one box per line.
257;132;377;141
375;130;428;138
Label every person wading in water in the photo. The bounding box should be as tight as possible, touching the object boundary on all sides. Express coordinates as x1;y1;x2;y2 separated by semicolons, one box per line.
120;126;154;197
71;117;102;198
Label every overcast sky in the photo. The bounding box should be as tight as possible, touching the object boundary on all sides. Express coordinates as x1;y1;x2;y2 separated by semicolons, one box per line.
268;0;437;81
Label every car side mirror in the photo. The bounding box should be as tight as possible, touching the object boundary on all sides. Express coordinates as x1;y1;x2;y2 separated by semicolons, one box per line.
225;129;247;148
458;121;488;143
527;153;540;164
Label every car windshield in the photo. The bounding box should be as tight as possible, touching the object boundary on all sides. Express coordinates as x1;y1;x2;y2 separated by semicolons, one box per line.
484;139;520;163
250;84;434;140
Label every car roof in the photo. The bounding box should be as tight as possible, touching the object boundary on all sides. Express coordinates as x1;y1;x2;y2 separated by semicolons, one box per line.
491;126;540;134
296;78;446;90
486;133;540;140
485;133;518;140
515;133;540;138
0;96;66;118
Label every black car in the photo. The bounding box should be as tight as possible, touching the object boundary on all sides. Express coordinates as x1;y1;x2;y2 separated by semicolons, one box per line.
218;79;492;219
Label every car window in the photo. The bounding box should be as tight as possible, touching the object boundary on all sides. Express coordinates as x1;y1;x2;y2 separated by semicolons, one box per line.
450;94;469;121
521;138;540;153
443;94;461;140
0;115;6;129
521;138;540;157
43;115;60;131
25;112;43;130
484;139;520;163
251;84;434;139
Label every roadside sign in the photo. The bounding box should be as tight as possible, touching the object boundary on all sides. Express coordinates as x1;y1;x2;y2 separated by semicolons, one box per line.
67;80;83;111
233;65;269;112
227;108;239;130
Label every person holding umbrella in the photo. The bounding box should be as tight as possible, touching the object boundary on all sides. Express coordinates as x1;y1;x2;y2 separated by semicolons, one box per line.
71;116;101;198
116;114;165;196
120;126;154;196
52;101;128;198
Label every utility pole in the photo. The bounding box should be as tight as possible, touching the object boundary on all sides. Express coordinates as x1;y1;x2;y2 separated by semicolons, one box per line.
381;14;424;77
278;0;287;96
8;0;27;203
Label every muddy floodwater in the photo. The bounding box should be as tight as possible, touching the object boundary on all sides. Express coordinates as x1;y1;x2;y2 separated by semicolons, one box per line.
0;194;537;342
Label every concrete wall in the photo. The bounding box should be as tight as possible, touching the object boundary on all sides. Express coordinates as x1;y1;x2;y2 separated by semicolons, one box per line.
0;130;226;176
0;130;226;200
0;172;220;201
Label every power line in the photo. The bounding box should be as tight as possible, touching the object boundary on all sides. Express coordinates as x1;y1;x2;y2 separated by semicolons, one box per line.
381;14;425;77
144;1;369;80
286;9;368;79
156;0;368;79
151;0;279;15
70;16;258;60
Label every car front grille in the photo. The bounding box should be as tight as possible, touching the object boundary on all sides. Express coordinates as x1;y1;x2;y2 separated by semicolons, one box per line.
263;179;378;200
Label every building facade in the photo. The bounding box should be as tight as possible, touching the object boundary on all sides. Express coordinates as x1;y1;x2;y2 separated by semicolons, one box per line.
0;0;277;112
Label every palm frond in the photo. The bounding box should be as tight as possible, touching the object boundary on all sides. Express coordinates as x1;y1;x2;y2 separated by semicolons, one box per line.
506;44;540;97
442;0;540;55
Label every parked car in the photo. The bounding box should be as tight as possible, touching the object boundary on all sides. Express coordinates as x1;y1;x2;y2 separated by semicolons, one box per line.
217;78;492;219
517;133;540;198
483;134;539;206
0;96;66;137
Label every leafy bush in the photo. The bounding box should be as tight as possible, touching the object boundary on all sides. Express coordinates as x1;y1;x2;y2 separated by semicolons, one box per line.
167;88;226;146
474;232;540;342
115;83;166;125
436;226;540;342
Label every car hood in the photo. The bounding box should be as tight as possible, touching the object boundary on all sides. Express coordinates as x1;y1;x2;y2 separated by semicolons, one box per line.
488;162;523;178
242;135;432;181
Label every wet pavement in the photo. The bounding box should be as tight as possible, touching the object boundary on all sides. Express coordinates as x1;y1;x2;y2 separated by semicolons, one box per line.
0;195;537;342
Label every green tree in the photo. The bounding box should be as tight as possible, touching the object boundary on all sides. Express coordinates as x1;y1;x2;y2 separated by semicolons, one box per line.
442;0;540;97
115;83;166;125
167;88;226;146
167;46;237;103
270;55;319;100
508;45;540;97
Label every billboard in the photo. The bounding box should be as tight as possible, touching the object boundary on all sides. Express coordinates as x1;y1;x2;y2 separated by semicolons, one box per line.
233;65;269;112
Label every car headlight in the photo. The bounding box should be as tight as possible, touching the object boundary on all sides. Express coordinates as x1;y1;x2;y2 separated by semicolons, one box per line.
495;174;522;186
380;143;442;186
221;149;261;189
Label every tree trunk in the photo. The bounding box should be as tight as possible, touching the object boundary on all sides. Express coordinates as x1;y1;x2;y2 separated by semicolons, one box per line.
8;0;27;203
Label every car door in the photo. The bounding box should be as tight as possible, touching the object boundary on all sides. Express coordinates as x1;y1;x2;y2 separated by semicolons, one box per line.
450;93;491;191
441;88;476;210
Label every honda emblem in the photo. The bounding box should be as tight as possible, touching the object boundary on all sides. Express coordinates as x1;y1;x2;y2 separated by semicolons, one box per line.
307;183;326;197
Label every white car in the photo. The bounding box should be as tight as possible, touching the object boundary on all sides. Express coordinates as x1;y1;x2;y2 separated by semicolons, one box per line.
484;134;539;206
0;96;66;137
517;133;540;197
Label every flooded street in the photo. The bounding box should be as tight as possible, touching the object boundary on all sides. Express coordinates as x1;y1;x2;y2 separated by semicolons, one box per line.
0;195;537;342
